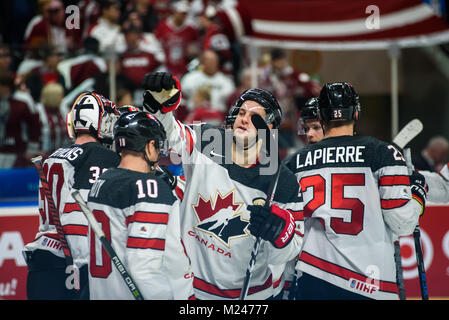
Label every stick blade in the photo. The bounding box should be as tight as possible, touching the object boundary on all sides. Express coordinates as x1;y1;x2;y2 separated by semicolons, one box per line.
393;119;423;149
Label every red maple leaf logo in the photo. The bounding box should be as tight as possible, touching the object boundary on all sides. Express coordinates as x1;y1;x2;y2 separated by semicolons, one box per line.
192;190;242;222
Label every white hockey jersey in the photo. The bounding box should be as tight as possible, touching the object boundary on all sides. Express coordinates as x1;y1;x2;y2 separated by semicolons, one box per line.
284;135;421;300
420;163;449;203
23;142;120;268
155;111;304;300
87;167;194;300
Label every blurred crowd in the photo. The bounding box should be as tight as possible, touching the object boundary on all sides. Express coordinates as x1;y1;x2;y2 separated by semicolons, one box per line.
0;0;321;169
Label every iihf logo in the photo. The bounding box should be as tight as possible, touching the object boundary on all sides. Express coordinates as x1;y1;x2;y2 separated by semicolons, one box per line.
192;190;250;247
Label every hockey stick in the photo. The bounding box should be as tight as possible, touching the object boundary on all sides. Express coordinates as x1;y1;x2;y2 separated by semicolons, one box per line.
31;156;79;290
239;114;282;300
72;190;144;300
402;147;429;300
390;119;423;300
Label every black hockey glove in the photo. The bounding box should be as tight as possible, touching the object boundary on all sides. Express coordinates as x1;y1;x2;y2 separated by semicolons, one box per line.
247;204;296;248
157;165;177;190
142;72;181;114
410;170;427;216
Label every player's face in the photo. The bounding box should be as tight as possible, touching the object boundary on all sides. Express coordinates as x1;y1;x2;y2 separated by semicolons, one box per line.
233;100;271;147
304;119;324;144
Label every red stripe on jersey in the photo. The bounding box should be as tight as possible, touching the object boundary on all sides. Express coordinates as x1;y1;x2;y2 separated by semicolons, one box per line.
175;185;184;200
188;294;196;300
300;251;398;294
125;212;168;226
42;233;60;240
185;126;194;155
63;202;81;213
126;237;165;250
63;225;88;236
381;199;409;209
379;175;410;186
193;274;281;298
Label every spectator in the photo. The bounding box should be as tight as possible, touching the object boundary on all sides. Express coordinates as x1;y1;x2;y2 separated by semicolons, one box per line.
35;82;69;154
197;4;233;75
23;0;82;55
116;87;134;106
57;37;107;91
122;0;159;33
153;0;200;79
0;71;41;168
25;43;65;103
0;43;12;73
226;67;253;111
184;85;224;126
78;0;102;39
88;0;126;54
413;135;449;172
259;48;320;156
120;18;162;94
181;49;235;112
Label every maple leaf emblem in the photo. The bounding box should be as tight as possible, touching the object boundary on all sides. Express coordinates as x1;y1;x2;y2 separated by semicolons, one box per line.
192;190;250;247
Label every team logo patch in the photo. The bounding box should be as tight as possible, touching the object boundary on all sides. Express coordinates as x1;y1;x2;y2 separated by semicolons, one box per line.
192;190;249;247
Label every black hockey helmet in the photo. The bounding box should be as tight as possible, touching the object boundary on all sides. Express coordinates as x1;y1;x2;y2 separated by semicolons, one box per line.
227;88;283;129
114;111;168;156
301;97;319;120
318;82;360;122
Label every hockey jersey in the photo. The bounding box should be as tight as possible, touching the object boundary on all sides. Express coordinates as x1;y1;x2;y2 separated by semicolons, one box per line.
284;135;421;300
156;112;304;300
87;168;194;300
23;142;120;268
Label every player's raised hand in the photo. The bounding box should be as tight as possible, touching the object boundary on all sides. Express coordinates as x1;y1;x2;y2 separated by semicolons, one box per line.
142;72;181;114
247;204;295;248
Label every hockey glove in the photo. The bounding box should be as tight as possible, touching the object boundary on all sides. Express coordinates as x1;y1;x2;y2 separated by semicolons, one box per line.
142;72;181;114
157;165;177;190
247;204;296;248
410;170;427;216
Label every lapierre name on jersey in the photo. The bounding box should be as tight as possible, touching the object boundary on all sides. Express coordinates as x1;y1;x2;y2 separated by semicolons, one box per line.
294;145;366;169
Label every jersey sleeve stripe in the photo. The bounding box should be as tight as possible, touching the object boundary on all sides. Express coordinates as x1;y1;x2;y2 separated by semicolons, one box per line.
62;224;88;236
175;185;184;201
300;251;398;294
185;125;194;155
193;274;282;299
63;202;81;213
126;237;165;250
125;211;169;226
381;199;409;209
379;175;410;186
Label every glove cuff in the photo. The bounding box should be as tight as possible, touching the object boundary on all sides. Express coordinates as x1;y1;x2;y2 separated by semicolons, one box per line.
271;204;295;248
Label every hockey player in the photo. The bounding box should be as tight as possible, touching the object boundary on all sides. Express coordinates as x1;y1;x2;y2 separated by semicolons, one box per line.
284;82;426;300
297;97;324;145
141;72;304;300
86;111;194;300
23;92;121;300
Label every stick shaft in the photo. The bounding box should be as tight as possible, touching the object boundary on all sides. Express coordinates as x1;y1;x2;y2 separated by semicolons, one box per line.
413;226;429;300
31;156;73;265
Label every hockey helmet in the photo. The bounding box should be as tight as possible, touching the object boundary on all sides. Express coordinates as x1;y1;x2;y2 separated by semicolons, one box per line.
228;88;282;129
114;111;168;156
318;82;360;122
297;97;320;135
66;92;119;144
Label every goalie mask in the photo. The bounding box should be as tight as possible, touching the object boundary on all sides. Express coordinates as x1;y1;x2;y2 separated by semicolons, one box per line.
66;92;119;145
227;88;283;129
